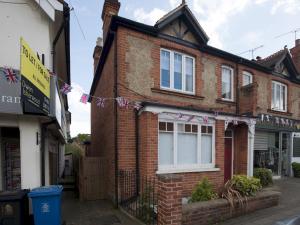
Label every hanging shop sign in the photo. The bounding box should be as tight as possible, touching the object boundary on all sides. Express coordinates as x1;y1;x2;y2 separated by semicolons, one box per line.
257;113;300;130
0;67;22;114
20;37;50;115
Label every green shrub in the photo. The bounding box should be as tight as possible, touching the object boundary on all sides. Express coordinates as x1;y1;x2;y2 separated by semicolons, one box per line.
231;175;262;197
253;168;273;187
292;162;300;178
189;177;218;203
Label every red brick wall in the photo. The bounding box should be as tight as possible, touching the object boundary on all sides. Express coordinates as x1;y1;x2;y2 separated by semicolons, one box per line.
90;42;116;200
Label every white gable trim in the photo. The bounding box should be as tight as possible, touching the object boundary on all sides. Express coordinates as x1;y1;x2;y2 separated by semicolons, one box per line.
34;0;63;21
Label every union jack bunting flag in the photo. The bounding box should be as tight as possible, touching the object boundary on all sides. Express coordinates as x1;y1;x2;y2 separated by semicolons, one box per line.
187;115;195;122
116;97;130;109
96;97;105;108
60;83;72;95
133;101;142;110
80;94;89;104
177;113;184;119
203;116;209;124
1;67;18;83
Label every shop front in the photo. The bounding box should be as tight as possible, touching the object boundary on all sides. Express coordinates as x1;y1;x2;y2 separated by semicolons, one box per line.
254;114;300;178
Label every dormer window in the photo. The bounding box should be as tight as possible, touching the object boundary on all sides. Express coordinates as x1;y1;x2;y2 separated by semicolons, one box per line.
242;71;253;86
221;66;234;101
271;81;287;112
160;49;195;94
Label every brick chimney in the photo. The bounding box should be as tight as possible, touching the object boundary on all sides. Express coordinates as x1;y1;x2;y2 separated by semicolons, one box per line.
93;37;103;74
102;0;120;42
290;39;300;74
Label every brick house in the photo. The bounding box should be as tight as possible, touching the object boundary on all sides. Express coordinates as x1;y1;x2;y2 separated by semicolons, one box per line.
89;0;300;203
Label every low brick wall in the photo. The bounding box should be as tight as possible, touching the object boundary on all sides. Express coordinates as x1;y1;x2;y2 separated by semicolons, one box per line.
182;190;281;225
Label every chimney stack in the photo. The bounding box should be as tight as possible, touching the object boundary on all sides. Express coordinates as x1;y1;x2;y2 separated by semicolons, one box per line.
101;0;120;42
290;39;300;74
93;37;103;74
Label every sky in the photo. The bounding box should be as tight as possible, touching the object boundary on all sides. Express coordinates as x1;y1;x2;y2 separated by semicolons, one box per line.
67;0;300;137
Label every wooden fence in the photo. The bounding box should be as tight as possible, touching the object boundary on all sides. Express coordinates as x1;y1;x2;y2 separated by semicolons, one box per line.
79;156;106;201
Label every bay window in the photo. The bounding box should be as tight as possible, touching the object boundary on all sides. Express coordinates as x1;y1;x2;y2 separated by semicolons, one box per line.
158;121;215;172
160;49;195;94
222;66;234;101
271;81;287;112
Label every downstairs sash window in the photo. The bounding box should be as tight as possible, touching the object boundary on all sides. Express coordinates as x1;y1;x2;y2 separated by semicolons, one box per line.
158;121;215;171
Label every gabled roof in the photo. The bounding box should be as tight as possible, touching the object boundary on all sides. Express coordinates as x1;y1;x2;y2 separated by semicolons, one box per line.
154;2;209;44
258;47;299;77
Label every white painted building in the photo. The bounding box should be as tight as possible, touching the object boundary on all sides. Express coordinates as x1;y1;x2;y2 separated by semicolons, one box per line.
0;0;71;190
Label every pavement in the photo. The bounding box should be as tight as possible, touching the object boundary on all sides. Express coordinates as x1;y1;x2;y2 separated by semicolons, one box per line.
62;192;142;225
220;178;300;225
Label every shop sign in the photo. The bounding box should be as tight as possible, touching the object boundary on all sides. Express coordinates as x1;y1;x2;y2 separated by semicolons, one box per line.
0;67;22;114
20;38;50;115
258;113;300;130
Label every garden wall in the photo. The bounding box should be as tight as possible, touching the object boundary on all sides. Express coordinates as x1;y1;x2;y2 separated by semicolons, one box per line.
182;190;280;225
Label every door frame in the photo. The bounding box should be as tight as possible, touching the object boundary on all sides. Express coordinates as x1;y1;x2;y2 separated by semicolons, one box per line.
224;130;234;181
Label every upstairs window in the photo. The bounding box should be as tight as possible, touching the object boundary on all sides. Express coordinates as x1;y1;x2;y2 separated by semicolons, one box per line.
160;49;195;94
242;71;253;86
272;81;287;112
222;66;234;101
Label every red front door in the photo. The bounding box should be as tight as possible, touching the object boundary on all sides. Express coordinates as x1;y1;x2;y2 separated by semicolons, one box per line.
224;136;233;183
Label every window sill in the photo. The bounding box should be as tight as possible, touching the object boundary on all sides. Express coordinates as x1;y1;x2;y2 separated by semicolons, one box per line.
156;167;220;174
152;88;204;100
267;109;292;116
216;98;236;106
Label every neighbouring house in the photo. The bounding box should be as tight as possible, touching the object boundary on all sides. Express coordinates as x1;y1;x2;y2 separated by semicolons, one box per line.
0;0;71;191
89;0;300;205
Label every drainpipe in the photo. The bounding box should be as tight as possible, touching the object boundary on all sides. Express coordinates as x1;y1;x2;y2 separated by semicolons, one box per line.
235;61;240;115
135;110;140;195
41;120;56;186
113;30;119;207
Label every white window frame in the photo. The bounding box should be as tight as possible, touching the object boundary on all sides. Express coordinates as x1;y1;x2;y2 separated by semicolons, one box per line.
242;71;253;86
158;120;216;174
221;65;234;101
160;48;195;95
271;81;287;112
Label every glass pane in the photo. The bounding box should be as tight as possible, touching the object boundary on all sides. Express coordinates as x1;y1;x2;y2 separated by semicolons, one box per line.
201;135;212;164
276;83;280;109
185;57;193;92
243;74;250;86
271;82;275;109
159;132;173;165
167;122;174;131
192;125;198;133
174;53;182;90
159;122;166;131
178;124;184;132
178;133;197;164
222;67;232;99
201;126;207;134
282;85;286;110
161;51;170;88
207;126;213;134
185;124;191;132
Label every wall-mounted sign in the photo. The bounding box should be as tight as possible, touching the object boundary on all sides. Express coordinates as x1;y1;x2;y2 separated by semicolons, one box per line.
257;113;300;130
20;37;50;115
0;67;22;114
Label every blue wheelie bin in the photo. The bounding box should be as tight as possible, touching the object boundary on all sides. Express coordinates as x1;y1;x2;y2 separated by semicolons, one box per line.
28;185;63;225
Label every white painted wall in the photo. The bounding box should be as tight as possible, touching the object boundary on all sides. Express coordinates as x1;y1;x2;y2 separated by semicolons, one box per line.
0;0;53;70
19;118;41;189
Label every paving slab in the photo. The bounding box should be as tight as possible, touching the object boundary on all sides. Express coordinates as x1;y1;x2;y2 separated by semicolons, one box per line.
62;192;141;225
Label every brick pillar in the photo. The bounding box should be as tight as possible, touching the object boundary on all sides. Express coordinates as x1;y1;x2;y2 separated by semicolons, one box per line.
157;174;183;225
